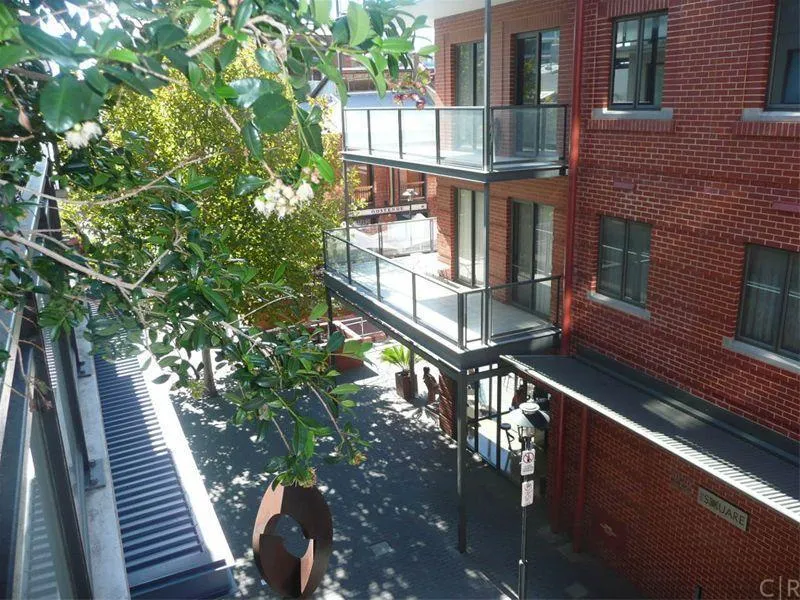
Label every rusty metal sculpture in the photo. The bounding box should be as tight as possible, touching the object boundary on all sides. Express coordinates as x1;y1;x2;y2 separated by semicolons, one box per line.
252;483;333;598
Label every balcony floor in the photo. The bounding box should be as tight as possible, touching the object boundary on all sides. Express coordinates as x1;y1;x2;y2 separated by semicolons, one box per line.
346;252;549;348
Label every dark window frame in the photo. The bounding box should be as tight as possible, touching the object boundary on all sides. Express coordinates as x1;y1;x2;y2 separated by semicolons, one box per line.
511;200;554;319
609;11;668;110
596;216;651;308
514;29;560;106
766;0;800;110
736;245;799;360
455;41;483;106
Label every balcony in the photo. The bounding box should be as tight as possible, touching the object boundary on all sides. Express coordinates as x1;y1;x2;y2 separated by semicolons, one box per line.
323;218;561;369
342;105;568;182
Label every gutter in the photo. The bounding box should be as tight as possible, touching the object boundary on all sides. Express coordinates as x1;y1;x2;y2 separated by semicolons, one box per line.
560;0;585;356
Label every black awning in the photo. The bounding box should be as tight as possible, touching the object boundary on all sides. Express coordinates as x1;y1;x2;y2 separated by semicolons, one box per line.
501;354;800;525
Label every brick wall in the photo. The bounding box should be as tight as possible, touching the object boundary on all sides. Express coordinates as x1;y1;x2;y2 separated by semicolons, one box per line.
573;0;800;439
547;396;800;599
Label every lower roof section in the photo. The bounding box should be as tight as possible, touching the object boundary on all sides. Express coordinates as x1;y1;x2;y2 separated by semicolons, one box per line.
501;354;800;525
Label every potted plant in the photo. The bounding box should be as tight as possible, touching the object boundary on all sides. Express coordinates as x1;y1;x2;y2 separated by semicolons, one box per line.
380;345;417;401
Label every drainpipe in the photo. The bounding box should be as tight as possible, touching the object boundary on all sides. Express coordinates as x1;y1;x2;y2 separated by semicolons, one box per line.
552;393;567;532
560;0;586;356
573;405;589;552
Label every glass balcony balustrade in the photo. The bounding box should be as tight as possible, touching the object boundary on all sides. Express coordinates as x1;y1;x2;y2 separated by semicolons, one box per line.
323;218;562;350
342;105;568;175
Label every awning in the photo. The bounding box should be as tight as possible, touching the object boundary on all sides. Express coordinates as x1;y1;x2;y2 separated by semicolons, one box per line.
501;355;800;525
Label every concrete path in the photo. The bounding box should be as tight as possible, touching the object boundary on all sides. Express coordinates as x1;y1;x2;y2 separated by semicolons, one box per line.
172;347;642;599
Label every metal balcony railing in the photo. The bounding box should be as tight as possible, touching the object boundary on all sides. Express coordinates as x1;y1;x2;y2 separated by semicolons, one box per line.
323;219;562;349
342;104;568;172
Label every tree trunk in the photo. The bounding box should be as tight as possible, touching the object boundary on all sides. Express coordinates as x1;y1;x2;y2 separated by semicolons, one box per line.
201;346;218;397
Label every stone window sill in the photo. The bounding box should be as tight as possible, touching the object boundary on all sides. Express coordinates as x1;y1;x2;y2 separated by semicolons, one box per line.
722;337;800;375
732;109;800;138
587;291;651;321
589;107;674;132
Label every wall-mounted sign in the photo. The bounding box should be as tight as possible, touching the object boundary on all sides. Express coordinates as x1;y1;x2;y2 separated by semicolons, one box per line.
350;202;427;217
520;449;536;476
697;487;749;531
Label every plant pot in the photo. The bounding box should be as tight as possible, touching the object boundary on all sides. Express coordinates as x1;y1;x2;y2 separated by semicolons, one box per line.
395;371;417;401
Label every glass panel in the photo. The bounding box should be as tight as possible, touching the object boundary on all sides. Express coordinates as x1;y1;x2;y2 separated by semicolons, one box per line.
540;30;560;103
517;36;539;105
598;217;625;297
456;44;475;106
343;110;368;151
740;246;789;347
638;14;668;106
398;109;436;161
475;41;485;105
770;0;800;106
369;110;400;155
474;191;486;287
612;18;640;104
378;261;414;319
349;246;378;296
780;253;799;355
464;290;484;343
441;109;483;165
623;221;651;305
457;190;473;285
324;234;348;277
534;204;554;316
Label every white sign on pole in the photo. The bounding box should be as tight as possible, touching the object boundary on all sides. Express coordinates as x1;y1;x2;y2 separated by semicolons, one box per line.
520;449;536;476
521;480;535;507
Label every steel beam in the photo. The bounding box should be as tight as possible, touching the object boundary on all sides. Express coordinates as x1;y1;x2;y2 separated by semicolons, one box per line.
456;370;468;553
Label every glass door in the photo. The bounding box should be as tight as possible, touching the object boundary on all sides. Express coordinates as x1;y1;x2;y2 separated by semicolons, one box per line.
512;201;553;317
455;41;484;153
515;30;559;156
456;189;486;287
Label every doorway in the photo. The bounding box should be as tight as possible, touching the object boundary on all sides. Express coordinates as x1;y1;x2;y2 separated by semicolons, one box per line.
456;189;486;287
511;201;554;318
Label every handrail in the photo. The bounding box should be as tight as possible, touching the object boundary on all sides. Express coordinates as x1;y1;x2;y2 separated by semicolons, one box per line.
343;105;485;112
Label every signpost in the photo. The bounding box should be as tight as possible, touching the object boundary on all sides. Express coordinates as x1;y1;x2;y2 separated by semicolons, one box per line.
349;202;427;217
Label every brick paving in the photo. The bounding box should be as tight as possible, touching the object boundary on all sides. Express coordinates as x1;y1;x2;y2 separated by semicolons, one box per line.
173;346;642;599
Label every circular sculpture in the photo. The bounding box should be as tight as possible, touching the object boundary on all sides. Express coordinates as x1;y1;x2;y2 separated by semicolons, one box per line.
252;483;333;598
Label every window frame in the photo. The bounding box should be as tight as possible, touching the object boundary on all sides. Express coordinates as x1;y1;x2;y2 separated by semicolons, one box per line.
455;41;483;107
454;188;486;287
596;216;651;308
608;11;668;110
515;29;560;107
766;0;800;110
735;245;799;360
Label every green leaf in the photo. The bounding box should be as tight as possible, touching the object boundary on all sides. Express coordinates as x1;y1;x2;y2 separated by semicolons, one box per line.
235;174;268;196
188;61;202;86
153;373;171;385
83;67;109;95
381;37;413;53
251;93;292;134
188;7;215;36
417;44;438;56
200;285;230;315
233;0;254;30
40;75;103;133
95;29;127;55
218;40;238;70
331;383;359;395
107;47;139;64
347;3;372;46
255;47;280;73
150;341;172;355
185;175;216;191
0;44;29;68
313;153;335;183
19;25;75;65
312;0;332;25
155;23;186;49
242;121;263;159
309;303;327;321
228;77;281;108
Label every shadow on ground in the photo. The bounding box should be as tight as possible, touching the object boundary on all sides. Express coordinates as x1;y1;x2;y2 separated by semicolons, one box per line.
173;350;641;600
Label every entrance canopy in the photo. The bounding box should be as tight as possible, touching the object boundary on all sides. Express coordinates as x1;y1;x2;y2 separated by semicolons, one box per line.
501;354;800;525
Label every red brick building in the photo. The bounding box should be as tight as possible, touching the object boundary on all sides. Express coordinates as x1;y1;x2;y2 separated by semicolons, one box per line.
324;1;799;597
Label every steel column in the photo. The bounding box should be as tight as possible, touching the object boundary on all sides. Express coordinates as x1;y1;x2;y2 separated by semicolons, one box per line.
456;370;468;553
375;256;382;300
326;288;335;338
411;274;418;322
482;0;492;170
366;110;372;154
397;109;404;158
552;393;567;531
435;109;441;164
573;405;590;552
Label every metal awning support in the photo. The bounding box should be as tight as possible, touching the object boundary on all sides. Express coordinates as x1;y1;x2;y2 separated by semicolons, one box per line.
456;370;468;553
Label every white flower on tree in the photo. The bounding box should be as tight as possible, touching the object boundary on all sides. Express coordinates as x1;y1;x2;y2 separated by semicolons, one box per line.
64;121;103;149
254;178;315;219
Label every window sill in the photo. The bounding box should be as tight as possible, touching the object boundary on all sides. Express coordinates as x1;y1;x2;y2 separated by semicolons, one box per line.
722;337;800;375
587;291;651;321
589;107;674;132
732;109;800;138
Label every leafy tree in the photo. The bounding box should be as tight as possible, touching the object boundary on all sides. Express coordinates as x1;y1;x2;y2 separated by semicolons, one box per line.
0;0;433;486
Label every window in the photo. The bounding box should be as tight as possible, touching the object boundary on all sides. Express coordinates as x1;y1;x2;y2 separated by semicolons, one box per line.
737;246;799;359
516;30;560;106
597;216;651;306
768;0;800;108
456;188;486;287
512;201;554;317
610;13;668;108
455;42;484;106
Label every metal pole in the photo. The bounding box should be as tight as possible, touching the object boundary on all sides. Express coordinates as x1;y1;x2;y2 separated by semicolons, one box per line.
398;109;404;158
435;109;441;164
457;370;468;553
412;274;418;322
326;288;335;338
518;434;530;600
483;0;492;170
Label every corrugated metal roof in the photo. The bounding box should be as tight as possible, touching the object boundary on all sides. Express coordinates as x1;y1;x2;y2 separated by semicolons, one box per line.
501;355;800;525
95;356;233;599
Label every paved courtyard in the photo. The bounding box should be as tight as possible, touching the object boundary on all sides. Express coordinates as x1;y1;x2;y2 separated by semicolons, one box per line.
173;347;642;599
